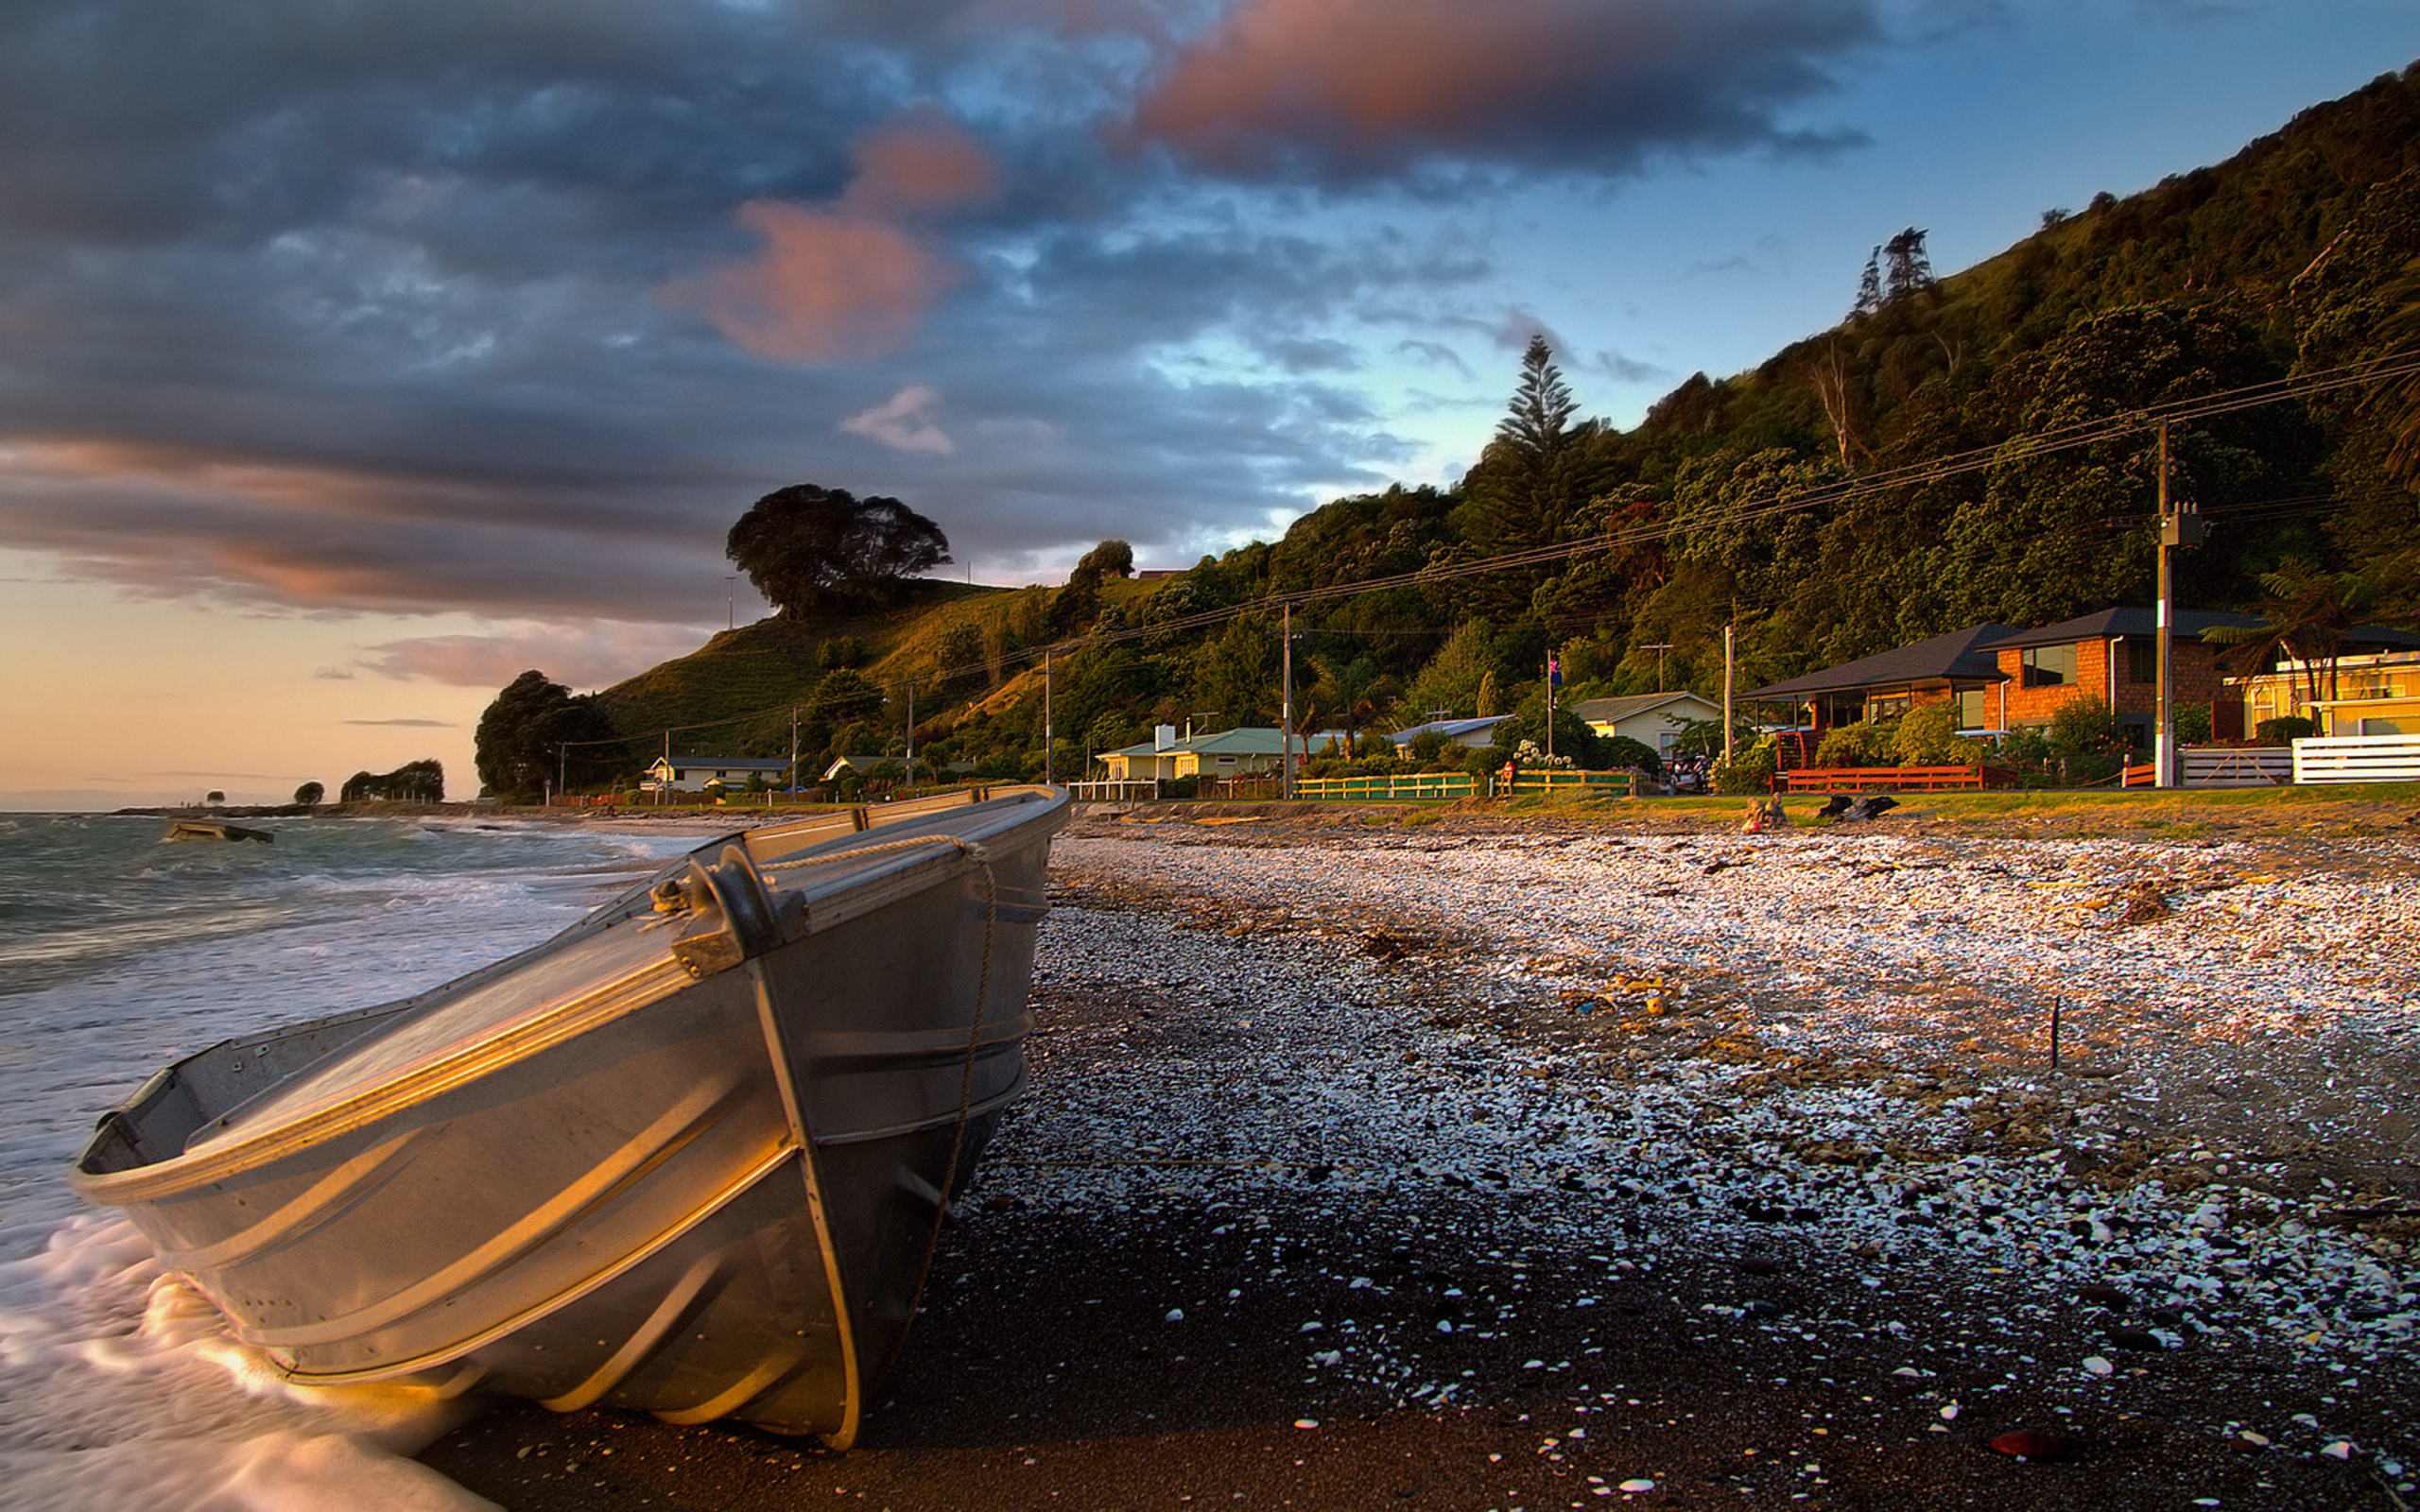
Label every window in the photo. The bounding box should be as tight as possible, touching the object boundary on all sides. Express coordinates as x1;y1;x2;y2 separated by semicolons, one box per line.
2022;644;2078;688
1957;687;1992;729
2126;639;2156;684
1866;692;1913;722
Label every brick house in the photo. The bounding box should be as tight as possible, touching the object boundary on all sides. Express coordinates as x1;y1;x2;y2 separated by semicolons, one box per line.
1744;609;2267;748
1742;624;2024;740
1979;608;2265;745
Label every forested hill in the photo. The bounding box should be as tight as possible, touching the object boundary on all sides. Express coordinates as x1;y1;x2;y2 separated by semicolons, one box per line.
492;63;2420;796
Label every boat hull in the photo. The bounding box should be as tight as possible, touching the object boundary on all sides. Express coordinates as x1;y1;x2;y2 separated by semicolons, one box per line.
74;787;1064;1444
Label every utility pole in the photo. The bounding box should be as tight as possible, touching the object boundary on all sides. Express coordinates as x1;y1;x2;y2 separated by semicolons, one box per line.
2153;420;2204;790
1545;650;1559;762
789;706;799;798
557;743;567;807
905;680;915;790
1281;602;1295;799
1642;643;1672;694
1722;623;1737;769
724;576;736;631
1044;648;1054;786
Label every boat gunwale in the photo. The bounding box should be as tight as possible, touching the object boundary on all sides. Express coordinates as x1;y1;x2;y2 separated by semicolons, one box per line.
72;790;1065;1200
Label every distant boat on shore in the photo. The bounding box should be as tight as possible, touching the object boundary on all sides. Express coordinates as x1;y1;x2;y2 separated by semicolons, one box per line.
76;785;1067;1447
162;819;274;843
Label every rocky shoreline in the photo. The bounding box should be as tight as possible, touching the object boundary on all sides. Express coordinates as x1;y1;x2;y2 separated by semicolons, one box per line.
420;804;2417;1511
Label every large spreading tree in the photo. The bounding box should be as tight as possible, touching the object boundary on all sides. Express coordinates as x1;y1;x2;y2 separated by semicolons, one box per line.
726;484;951;618
475;670;620;799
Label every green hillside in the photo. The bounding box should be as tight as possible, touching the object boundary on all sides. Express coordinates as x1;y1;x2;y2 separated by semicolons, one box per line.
493;64;2420;796
589;581;1004;765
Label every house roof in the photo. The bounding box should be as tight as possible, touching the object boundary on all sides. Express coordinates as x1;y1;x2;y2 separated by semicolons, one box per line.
1106;727;1289;758
1389;715;1512;746
1981;607;2264;649
1566;693;1718;725
652;755;794;771
1745;624;2024;701
821;754;901;779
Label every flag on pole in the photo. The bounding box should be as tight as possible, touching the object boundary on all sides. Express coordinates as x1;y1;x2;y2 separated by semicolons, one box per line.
1547;654;1562;688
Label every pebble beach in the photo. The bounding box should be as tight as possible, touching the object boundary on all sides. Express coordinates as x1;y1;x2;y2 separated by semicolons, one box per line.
419;796;2419;1512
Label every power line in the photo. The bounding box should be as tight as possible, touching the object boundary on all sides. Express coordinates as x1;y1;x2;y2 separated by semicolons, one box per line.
570;345;2420;760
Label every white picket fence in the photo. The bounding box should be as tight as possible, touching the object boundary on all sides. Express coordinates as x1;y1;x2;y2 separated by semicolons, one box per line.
2291;733;2420;784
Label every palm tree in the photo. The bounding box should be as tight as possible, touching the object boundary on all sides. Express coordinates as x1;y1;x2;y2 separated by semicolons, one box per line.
1308;655;1391;763
2203;558;2377;723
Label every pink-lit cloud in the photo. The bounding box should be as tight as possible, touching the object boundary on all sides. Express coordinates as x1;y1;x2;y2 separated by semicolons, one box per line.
663;202;961;363
1123;0;1873;180
666;112;1000;364
841;110;1002;218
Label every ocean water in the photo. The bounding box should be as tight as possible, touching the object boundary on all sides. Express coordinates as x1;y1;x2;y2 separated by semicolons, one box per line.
0;814;704;1512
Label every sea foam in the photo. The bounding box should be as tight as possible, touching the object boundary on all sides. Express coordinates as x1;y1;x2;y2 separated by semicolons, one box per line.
0;816;698;1511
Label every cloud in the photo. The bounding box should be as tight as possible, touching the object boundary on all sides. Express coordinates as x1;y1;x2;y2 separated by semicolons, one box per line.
0;0;1919;632
1683;233;1790;280
841;110;1003;218
840;385;959;455
356;622;720;690
664;111;1001;363
1590;348;1670;386
662;201;965;363
1393;339;1475;381
313;665;356;679
1121;0;1877;184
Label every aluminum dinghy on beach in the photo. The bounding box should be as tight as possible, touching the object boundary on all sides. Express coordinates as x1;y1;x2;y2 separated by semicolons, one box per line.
74;784;1067;1447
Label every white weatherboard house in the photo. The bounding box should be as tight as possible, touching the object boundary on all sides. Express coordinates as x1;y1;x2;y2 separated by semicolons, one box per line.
1100;725;1288;782
1389;714;1514;751
645;756;794;793
1565;693;1722;756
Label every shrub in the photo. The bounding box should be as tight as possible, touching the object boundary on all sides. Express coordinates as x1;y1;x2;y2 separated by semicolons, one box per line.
1814;721;1892;767
1891;704;1981;766
1998;726;2048;765
818;635;868;670
2254;715;2317;745
1713;737;1777;794
1600;735;1660;776
2048;694;2127;784
2173;702;2212;745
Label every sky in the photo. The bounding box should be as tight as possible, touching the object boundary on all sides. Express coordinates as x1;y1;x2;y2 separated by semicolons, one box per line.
4;0;2418;808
